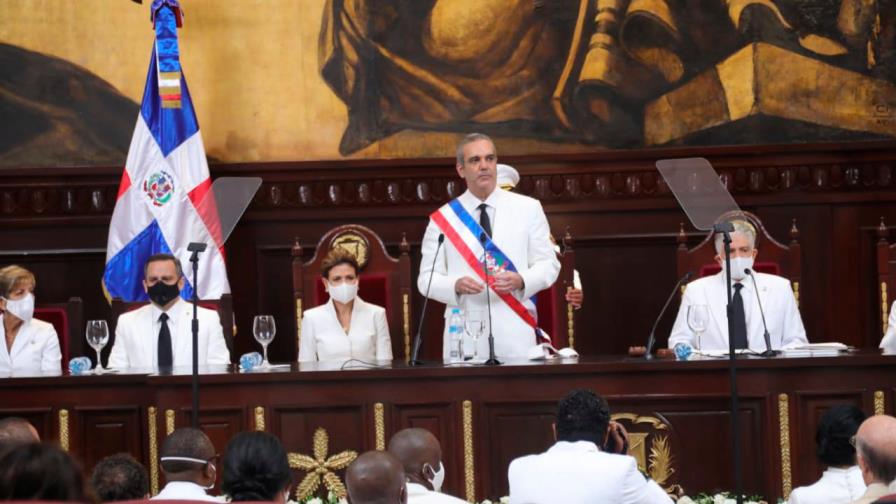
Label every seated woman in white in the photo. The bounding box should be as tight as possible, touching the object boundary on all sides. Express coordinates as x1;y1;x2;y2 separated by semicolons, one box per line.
787;405;866;504
0;265;61;375
298;249;392;363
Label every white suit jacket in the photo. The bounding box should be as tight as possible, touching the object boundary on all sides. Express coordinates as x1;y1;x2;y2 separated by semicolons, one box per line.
151;481;219;501
508;441;673;504
669;271;808;351
407;483;467;504
879;301;896;352
418;188;560;359
0;315;61;375
108;298;230;370
298;296;392;362
787;466;865;504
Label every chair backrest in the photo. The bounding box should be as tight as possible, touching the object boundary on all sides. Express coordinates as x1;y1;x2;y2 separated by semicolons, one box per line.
109;295;235;361
676;211;801;302
534;230;577;349
33;297;83;370
876;217;896;339
292;225;412;360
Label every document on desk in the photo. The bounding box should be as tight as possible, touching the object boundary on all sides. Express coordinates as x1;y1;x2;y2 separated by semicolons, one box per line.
781;342;849;357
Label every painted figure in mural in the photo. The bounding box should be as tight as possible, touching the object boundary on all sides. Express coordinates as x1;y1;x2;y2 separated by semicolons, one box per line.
320;0;896;154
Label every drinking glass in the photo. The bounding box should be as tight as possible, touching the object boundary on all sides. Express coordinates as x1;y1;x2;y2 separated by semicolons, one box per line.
687;305;709;350
253;315;276;368
85;320;109;374
464;310;486;361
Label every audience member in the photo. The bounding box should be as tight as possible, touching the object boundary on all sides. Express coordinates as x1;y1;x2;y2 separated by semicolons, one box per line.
222;431;292;502
92;452;150;502
787;405;867;504
346;450;408;504
852;415;896;504
388;427;465;503
154;427;218;501
0;416;39;455
508;389;672;504
0;442;88;501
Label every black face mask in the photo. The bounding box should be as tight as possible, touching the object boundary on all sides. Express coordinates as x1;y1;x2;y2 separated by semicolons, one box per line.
147;281;180;306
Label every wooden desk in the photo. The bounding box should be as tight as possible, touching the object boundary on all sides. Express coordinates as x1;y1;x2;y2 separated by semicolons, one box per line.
1;353;894;501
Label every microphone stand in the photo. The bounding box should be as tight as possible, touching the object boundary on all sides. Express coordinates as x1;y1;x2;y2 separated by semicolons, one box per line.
646;272;692;360
186;241;206;429
745;269;779;357
410;234;444;366
479;233;501;366
714;222;743;504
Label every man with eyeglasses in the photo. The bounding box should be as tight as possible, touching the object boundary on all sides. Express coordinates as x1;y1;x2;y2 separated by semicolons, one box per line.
152;427;219;501
849;415;896;504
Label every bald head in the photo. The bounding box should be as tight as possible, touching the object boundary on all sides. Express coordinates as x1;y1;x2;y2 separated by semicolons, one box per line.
346;451;407;504
0;417;39;455
160;427;216;485
387;428;441;488
856;415;896;484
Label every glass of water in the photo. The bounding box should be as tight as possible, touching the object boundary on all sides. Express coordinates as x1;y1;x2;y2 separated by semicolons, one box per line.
85;320;109;373
253;315;276;369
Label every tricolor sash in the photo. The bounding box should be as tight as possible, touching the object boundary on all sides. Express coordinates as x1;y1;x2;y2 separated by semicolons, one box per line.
430;199;550;343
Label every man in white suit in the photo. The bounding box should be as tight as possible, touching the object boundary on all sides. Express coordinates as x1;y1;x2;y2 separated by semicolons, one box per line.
418;133;560;359
668;219;807;351
508;389;672;504
108;254;230;370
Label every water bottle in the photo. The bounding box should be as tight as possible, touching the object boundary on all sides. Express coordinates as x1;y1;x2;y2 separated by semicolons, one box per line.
68;357;92;375
239;352;263;371
448;309;464;363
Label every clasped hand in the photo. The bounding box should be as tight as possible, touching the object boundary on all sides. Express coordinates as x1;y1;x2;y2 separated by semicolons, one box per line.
455;272;523;295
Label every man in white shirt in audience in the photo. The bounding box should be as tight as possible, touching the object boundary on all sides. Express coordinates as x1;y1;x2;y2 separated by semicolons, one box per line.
152;427;219;501
850;414;896;504
508;389;672;504
387;427;465;503
108;253;230;370
668;219;808;352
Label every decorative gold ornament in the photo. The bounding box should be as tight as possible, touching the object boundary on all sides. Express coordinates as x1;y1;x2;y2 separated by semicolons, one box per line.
296;298;303;352
374;403;386;450
331;232;370;269
875;391;885;415
793;282;800;308
403;294;410;361
254;406;266;431
882;282;888;336
462;400;475;502
148;407;160;495
566;302;575;349
165;409;176;435
778;393;792;499
611;413;673;490
58;409;70;452
648;435;673;485
288;428;357;500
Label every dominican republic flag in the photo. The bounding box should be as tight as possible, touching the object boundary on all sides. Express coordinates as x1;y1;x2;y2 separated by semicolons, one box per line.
103;7;228;302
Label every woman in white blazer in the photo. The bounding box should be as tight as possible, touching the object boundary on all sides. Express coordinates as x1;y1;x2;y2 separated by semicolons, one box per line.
298;249;392;363
0;265;61;375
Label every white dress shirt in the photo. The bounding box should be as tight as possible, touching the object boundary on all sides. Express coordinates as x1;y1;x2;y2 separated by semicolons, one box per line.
407;482;468;504
418;188;560;359
108;298;230;370
669;271;808;351
787;466;865;504
508;441;672;504
152;481;219;501
298;296;392;363
0;315;61;375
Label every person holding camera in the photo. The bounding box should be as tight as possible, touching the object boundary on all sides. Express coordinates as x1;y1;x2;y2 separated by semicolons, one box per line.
508;389;672;504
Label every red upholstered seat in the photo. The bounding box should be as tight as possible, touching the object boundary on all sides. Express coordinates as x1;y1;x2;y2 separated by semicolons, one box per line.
34;297;83;371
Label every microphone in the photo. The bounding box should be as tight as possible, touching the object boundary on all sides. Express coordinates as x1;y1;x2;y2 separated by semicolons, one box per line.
646;271;693;360
745;268;778;357
480;233;501;365
410;234;444;366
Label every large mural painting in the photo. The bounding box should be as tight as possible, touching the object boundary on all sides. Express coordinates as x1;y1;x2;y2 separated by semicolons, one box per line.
1;0;895;167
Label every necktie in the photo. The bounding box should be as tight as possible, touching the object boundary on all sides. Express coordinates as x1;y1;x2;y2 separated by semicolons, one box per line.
158;313;173;368
731;283;748;349
478;203;492;238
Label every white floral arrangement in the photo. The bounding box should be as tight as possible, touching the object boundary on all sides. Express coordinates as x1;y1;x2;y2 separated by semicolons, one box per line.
289;491;348;504
478;498;510;504
677;492;769;504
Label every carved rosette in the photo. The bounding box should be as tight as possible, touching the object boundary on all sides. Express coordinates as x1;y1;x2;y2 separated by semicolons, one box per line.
288;428;357;500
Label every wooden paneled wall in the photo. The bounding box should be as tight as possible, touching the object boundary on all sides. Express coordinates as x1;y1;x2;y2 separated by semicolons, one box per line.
2;140;896;362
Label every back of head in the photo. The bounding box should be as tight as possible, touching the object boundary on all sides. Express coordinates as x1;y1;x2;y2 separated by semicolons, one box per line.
0;416;39;456
816;405;866;467
555;389;610;446
346;450;407;504
0;442;87;501
222;431;291;502
160;427;215;479
387;427;440;476
856;414;896;483
91;453;149;502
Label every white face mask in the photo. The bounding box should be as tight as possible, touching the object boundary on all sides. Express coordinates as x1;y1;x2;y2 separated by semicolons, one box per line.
2;292;34;322
328;282;358;304
425;461;445;493
721;256;754;281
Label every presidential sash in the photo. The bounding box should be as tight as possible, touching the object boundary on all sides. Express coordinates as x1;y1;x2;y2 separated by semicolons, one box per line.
430;199;550;343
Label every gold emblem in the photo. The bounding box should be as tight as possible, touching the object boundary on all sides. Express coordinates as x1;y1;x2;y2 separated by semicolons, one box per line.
288;427;358;500
611;413;680;496
331;231;370;269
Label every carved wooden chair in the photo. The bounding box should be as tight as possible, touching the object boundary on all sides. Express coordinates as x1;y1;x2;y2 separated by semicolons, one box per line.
34;297;83;370
875;217;896;339
677;211;802;302
534;229;578;349
292;224;412;361
109;295;236;362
